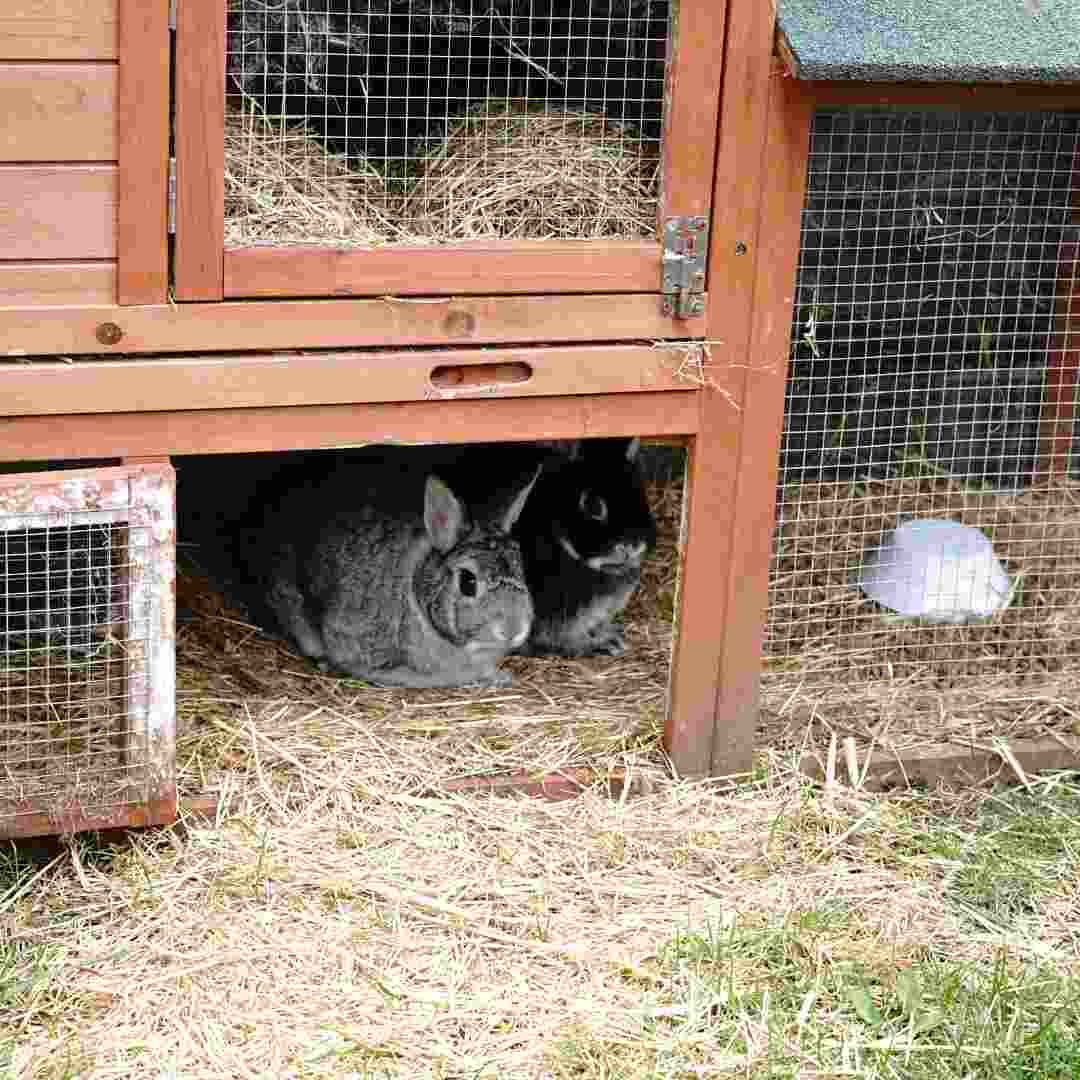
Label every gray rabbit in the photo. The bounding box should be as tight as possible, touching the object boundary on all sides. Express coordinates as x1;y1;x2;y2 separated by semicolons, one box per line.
250;455;540;688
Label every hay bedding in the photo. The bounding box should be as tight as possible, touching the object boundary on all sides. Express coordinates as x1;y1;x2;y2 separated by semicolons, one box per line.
761;474;1080;757
224;102;660;247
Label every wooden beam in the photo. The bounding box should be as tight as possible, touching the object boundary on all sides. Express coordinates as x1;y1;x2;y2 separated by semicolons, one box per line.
225;241;660;298
0;392;701;461
799;736;1080;792
116;0;170;305
174;0;226;300
0;345;695;417
710;71;811;777
0;293;704;358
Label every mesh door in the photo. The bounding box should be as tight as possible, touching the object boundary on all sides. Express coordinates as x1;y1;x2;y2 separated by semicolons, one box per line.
768;109;1080;749
0;465;176;837
223;0;669;246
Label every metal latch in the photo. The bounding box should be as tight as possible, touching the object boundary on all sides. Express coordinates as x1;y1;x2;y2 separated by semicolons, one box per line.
661;215;708;319
167;157;177;235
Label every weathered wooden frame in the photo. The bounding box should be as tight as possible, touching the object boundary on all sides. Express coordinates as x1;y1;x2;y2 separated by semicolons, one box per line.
174;0;725;304
0;462;176;839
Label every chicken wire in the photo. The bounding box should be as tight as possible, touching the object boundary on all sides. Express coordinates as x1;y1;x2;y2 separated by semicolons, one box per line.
0;467;176;837
223;0;668;245
767;109;1080;742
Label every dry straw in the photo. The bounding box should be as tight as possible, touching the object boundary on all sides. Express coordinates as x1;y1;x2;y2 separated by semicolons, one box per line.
763;474;1080;756
403;102;660;241
223;108;403;247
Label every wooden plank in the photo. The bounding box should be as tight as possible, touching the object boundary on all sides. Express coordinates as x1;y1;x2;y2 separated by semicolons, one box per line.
0;261;115;306
174;0;226;300
1036;142;1080;480
116;0;169;305
799;737;1080;793
0;63;116;161
0;345;693;417
0;0;117;61
0;391;701;461
662;0;779;779
710;70;812;777
224;241;660;298
660;0;726;222
0;293;704;357
808;82;1080;111
0;165;115;259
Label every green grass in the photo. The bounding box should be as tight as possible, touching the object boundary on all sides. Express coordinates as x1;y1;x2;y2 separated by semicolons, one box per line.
595;921;1080;1079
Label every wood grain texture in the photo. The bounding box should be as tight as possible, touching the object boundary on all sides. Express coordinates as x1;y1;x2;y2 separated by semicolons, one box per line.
0;293;704;357
0;261;115;306
0;0;117;60
662;0;780;778
224;240;660;298
710;68;811;778
116;0;169;305
809;82;1080;111
0;165;115;259
0;63;116;161
174;0;226;300
0;345;692;416
0;392;701;460
660;0;726;221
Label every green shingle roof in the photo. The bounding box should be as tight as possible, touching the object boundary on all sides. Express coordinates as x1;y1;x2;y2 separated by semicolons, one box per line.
775;0;1080;84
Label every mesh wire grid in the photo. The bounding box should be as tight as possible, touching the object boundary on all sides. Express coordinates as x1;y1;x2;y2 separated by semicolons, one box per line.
768;109;1080;744
223;0;668;245
0;515;154;822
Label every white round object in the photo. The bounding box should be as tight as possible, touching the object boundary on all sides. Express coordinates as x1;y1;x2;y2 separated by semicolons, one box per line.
858;519;1011;624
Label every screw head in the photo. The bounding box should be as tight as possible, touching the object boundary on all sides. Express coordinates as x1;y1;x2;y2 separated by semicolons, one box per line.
95;322;124;345
734;242;748;256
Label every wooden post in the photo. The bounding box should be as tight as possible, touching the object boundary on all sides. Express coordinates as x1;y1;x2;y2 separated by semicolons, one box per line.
1035;142;1080;481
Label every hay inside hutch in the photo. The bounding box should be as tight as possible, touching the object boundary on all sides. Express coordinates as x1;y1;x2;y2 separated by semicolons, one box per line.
755;1;1080;785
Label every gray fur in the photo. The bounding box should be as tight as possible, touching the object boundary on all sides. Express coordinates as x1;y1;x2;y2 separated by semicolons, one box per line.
254;460;539;688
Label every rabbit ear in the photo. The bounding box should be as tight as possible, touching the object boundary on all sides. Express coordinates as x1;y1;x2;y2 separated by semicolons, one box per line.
496;463;542;533
424;475;466;552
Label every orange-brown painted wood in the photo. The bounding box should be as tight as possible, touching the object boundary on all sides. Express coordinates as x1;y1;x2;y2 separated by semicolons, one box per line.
116;0;169;305
224;241;660;298
0;391;701;461
0;164;115;259
178;0;721;301
662;0;782;777
0;345;693;417
0;262;116;306
0;63;117;161
174;0;226;300
0;293;704;358
660;0;726;222
0;0;117;61
1036;142;1080;480
709;70;811;778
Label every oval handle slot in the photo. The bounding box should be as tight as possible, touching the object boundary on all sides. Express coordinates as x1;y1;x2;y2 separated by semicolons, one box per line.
429;361;533;389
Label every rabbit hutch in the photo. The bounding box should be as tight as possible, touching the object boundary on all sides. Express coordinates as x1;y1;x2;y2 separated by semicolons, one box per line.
0;0;797;840
760;0;1080;788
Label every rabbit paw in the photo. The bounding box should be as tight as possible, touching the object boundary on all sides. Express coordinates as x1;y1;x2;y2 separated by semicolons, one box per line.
483;668;513;688
584;626;626;657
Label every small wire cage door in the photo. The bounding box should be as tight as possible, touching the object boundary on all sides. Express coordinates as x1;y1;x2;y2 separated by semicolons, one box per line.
175;0;722;303
767;107;1080;756
0;464;176;838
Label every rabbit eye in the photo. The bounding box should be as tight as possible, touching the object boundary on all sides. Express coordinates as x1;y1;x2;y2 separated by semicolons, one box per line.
458;567;479;597
579;491;608;524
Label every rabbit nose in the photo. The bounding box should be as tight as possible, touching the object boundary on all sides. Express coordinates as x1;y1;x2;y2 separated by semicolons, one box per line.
617;541;647;565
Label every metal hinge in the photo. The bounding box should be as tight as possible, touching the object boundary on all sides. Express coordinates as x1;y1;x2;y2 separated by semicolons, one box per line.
661;215;708;319
168;0;177;31
167;157;177;234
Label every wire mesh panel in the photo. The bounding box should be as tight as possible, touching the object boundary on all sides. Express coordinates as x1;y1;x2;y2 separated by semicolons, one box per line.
223;0;669;246
0;465;176;838
767;109;1080;754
